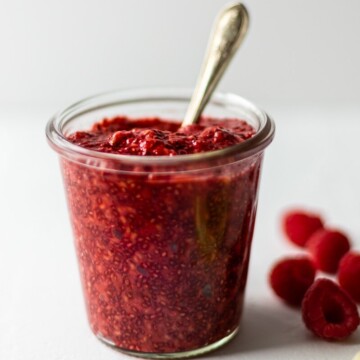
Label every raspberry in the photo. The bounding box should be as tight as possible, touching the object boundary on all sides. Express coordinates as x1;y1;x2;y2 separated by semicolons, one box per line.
269;257;316;306
338;252;360;303
307;229;351;274
302;278;359;341
282;210;324;247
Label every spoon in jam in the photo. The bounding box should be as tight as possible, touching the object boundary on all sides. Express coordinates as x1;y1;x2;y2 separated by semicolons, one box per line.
181;2;249;127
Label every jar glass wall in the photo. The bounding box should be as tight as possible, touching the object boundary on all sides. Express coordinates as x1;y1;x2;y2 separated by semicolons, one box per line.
46;88;275;358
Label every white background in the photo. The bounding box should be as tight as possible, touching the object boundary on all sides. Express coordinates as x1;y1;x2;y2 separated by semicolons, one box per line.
0;0;360;108
1;1;360;359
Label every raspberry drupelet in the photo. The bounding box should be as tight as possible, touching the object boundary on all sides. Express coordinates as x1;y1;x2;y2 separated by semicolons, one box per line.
302;278;359;341
269;256;316;306
338;252;360;303
307;229;351;274
282;210;324;247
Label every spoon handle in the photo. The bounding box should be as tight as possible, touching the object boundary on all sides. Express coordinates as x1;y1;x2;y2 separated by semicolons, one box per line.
182;3;249;127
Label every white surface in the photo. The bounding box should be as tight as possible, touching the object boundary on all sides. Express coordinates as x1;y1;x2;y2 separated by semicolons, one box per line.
1;0;359;357
1;104;360;359
1;0;360;108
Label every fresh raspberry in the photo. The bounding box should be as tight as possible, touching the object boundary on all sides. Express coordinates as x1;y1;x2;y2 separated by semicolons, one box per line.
269;257;316;306
302;278;359;341
307;229;351;274
338;252;360;303
282;209;324;247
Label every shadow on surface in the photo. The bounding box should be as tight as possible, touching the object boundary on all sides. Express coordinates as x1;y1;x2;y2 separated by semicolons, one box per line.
209;299;360;358
209;300;304;357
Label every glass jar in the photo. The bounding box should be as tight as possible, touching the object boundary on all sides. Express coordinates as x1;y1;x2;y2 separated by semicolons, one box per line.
46;88;275;358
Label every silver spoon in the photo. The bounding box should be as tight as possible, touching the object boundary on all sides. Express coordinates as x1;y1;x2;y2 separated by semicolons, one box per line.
181;2;249;127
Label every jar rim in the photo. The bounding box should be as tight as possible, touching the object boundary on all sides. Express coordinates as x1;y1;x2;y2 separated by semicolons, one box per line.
46;87;275;167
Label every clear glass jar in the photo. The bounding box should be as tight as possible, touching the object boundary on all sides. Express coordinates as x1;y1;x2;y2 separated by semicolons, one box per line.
46;88;275;358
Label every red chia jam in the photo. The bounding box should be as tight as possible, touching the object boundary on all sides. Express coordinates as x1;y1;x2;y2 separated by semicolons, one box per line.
62;115;262;354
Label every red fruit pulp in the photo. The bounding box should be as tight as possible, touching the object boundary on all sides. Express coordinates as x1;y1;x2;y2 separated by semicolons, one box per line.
63;116;261;353
68;116;255;155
